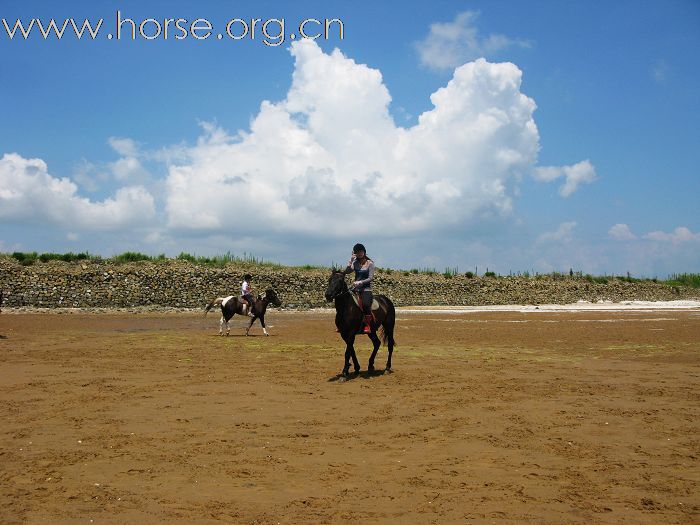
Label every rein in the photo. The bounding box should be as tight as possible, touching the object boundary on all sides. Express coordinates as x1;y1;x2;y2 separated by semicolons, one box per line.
332;284;360;300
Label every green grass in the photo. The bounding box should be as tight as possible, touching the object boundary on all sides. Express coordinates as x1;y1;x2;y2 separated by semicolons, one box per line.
38;252;92;263
665;273;700;288
12;251;94;265
584;274;609;284
5;250;281;268
442;267;459;279
176;251;283;268
11;251;38;265
3;251;699;288
112;252;161;263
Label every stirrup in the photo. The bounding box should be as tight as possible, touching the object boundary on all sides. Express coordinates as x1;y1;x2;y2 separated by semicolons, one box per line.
363;315;373;333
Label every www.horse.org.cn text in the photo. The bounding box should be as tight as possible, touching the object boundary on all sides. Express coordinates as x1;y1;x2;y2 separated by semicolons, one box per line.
1;12;345;46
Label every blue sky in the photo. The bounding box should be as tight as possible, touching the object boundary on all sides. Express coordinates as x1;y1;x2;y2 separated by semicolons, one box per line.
1;0;698;276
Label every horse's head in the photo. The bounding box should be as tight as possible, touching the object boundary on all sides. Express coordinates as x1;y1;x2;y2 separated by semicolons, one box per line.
264;288;282;307
325;269;348;302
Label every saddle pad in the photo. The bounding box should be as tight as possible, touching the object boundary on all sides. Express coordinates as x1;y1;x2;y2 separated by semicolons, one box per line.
351;294;381;311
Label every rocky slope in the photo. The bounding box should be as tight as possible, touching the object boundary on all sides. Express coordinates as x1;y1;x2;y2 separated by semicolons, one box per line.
0;256;697;309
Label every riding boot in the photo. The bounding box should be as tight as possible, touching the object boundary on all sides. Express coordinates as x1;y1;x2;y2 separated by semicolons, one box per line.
363;315;373;333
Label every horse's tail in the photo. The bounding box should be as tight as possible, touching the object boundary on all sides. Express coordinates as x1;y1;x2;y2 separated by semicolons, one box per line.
378;298;397;348
204;297;225;317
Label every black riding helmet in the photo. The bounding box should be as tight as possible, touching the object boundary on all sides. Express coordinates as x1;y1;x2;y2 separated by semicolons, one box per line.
353;243;366;254
243;273;252;281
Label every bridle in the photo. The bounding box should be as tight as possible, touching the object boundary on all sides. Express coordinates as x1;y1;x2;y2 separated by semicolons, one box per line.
329;272;356;300
261;289;281;307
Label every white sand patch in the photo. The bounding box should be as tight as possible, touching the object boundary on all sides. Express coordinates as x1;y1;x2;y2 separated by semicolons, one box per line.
395;317;680;323
398;300;700;313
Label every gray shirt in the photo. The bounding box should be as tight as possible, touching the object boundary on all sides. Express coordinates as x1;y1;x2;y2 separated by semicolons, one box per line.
344;258;375;291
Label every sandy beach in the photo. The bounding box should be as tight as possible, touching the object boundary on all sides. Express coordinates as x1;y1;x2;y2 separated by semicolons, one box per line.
1;307;698;523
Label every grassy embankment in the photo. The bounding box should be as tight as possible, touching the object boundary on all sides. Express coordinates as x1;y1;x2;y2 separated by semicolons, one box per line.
4;251;699;288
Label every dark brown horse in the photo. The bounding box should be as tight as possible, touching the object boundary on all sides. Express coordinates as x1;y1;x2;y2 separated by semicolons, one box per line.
204;289;281;336
325;269;396;377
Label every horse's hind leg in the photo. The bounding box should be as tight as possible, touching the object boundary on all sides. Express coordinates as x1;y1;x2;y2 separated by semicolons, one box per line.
219;316;225;336
367;332;381;371
386;329;395;371
386;302;397;371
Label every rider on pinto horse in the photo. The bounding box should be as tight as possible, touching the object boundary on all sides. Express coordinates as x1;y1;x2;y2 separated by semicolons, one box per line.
343;243;375;333
240;273;255;317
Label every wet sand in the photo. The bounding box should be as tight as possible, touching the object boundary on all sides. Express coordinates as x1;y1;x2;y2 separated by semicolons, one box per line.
1;309;698;524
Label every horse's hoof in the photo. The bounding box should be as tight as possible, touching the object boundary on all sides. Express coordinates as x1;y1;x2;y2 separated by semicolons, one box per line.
367;365;375;372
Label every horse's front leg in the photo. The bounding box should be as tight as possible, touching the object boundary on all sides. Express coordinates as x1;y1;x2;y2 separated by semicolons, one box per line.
348;334;361;375
259;315;269;336
342;333;359;376
367;331;381;371
350;346;360;374
245;315;256;336
219;316;225;336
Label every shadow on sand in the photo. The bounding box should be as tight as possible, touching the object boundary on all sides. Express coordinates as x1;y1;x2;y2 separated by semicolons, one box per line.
210;333;276;338
328;369;393;383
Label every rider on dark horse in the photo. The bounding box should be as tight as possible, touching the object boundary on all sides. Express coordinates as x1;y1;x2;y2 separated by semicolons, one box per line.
240;273;255;317
344;243;375;334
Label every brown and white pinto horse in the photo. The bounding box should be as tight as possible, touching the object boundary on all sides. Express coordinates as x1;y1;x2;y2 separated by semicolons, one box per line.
204;288;281;336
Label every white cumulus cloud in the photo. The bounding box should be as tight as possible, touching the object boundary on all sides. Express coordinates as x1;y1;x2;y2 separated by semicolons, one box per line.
108;137;140;157
164;40;586;240
645;226;700;243
1;40;594;257
0;153;155;230
537;221;577;244
608;223;636;241
107;137;150;184
415;11;530;71
533;160;597;197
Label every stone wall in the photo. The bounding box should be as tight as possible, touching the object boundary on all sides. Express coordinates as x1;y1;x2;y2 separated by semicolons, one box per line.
0;256;697;309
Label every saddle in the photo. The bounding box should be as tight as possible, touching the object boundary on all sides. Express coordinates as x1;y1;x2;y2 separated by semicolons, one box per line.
240;296;255;315
351;293;381;312
352;292;380;334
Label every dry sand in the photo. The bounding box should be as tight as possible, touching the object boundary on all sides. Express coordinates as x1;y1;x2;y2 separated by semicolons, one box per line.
1;308;698;524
